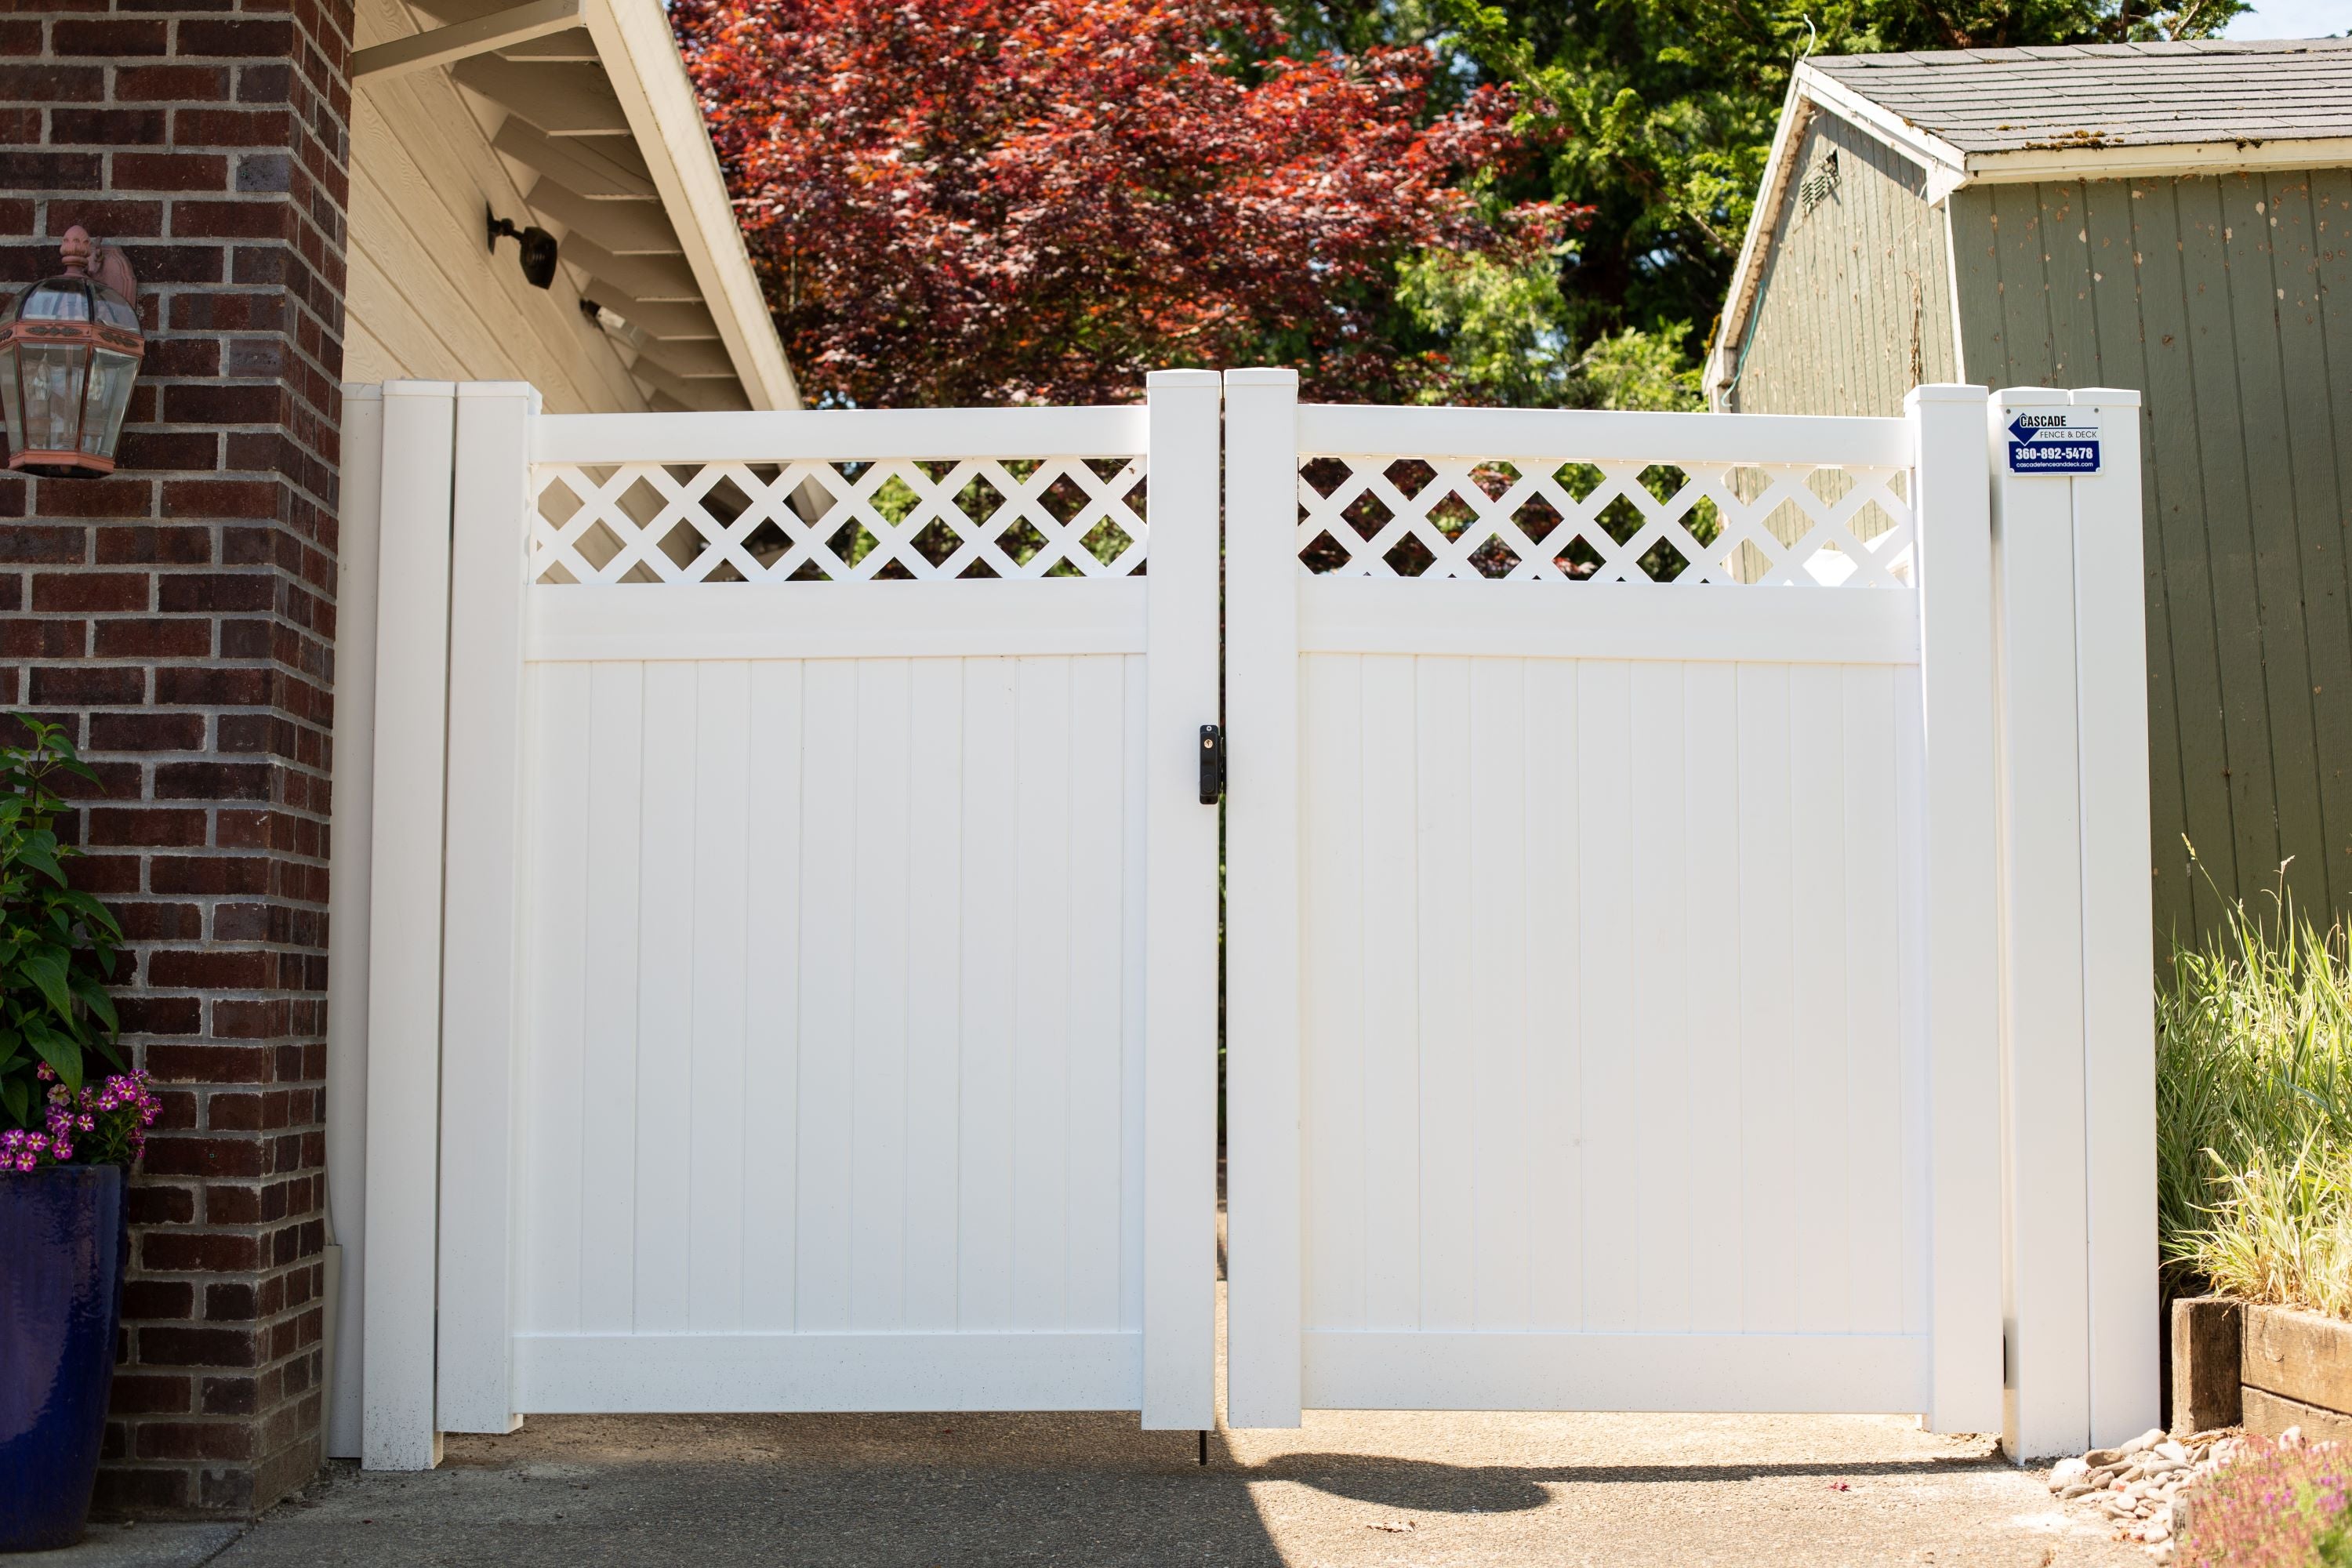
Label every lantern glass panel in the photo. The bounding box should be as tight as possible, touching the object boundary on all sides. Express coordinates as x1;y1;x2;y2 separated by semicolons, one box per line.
0;343;20;452
83;349;136;457
19;340;89;455
19;281;92;325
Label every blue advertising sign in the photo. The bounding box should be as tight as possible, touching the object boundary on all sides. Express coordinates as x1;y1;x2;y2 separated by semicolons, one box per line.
2006;412;2101;475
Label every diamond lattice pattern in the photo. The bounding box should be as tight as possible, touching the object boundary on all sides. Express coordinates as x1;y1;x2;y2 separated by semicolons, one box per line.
531;457;1148;584
1297;457;1915;587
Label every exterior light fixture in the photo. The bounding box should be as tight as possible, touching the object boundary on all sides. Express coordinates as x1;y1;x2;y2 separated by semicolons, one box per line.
488;208;559;289
1;225;143;479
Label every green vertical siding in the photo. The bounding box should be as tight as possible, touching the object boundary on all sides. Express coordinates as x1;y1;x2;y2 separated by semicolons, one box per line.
1725;110;1958;416
1949;171;2352;944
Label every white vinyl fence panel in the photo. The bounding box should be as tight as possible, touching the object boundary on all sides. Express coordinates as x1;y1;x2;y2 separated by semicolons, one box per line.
368;380;1223;1438
1223;376;2006;1427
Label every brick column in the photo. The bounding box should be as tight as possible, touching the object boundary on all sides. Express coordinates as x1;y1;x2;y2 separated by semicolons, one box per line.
0;0;352;1518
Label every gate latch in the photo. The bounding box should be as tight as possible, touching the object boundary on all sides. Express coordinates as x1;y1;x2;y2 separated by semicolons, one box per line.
1198;724;1225;805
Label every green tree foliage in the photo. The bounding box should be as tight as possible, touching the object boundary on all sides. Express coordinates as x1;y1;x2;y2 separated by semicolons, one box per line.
1283;0;2248;406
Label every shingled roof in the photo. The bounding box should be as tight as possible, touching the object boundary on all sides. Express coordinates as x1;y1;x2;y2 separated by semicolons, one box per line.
1707;34;2352;405
1804;38;2352;155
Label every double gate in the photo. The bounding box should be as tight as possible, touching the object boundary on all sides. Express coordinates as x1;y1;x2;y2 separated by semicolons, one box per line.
337;373;2155;1468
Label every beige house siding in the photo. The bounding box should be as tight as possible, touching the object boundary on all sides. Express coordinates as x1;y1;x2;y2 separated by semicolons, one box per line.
1949;170;2352;943
1726;109;1958;417
345;0;648;412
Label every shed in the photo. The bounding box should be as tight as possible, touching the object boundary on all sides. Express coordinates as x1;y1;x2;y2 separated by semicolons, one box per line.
1708;38;2352;943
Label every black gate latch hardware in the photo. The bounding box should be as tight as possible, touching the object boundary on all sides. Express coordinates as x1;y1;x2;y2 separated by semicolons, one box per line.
1198;724;1225;805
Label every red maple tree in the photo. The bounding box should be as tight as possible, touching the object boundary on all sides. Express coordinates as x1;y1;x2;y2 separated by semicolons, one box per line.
671;0;1561;406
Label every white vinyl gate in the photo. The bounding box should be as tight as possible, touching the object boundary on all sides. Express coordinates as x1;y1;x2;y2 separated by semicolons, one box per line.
337;373;2155;1471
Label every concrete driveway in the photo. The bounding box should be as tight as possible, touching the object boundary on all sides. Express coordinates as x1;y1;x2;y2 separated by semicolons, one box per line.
45;1403;2143;1568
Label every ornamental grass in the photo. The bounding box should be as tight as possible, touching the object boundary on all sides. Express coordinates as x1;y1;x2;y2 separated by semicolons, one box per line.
2159;867;2352;1317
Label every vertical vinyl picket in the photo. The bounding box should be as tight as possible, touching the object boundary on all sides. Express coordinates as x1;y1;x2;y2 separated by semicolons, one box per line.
1223;368;1305;1425
903;659;967;1330
741;662;806;1332
1467;659;1532;1330
1358;655;1421;1332
521;664;591;1337
1011;658;1076;1327
956;659;1021;1331
1630;662;1692;1331
1842;665;1907;1334
1065;655;1130;1329
795;662;860;1333
1301;655;1369;1334
1523;659;1584;1331
1681;662;1744;1332
1736;665;1799;1334
578;665;645;1334
1414;657;1476;1331
1788;666;1853;1334
849;659;913;1327
688;662;752;1331
1576;661;1637;1333
632;661;698;1335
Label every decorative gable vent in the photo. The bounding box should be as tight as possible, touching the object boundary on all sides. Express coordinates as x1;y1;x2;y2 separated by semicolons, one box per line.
1798;148;1842;216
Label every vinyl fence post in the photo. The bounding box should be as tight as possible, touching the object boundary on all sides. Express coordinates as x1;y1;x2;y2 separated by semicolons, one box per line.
361;381;456;1471
1989;387;2094;1459
1142;369;1223;1430
2069;389;2157;1448
1221;368;1303;1428
1907;385;2004;1436
435;382;538;1435
325;385;383;1461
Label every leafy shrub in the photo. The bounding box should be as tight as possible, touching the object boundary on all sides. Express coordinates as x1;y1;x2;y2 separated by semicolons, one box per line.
0;717;125;1132
2178;1435;2352;1567
2159;874;2352;1313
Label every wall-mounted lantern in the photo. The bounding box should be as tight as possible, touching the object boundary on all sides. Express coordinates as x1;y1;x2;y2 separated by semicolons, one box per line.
0;226;143;479
488;209;559;290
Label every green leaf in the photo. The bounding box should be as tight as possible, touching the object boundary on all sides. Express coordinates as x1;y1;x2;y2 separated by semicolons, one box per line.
1;1076;26;1128
71;975;118;1035
16;840;65;887
20;949;75;1022
27;1024;82;1092
56;889;123;940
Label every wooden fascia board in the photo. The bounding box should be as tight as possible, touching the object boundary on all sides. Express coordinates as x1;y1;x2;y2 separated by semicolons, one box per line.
583;0;800;411
1706;79;1813;408
1960;136;2352;185
352;0;582;83
1708;67;1968;408
1792;66;1970;196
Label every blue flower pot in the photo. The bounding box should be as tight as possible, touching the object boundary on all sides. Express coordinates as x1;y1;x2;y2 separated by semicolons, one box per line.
0;1163;127;1552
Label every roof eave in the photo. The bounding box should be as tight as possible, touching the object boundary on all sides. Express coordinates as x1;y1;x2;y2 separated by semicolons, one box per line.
584;0;800;412
1961;135;2352;186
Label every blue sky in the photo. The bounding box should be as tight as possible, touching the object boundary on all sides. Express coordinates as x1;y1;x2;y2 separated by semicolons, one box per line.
2222;0;2350;37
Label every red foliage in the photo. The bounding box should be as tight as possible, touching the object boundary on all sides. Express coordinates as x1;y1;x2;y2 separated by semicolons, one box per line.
672;0;1561;405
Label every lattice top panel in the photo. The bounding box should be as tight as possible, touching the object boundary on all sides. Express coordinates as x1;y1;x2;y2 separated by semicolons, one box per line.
532;456;1148;585
1298;456;1915;587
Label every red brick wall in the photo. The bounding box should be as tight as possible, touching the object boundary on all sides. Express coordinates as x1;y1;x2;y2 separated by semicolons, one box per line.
1;0;352;1518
